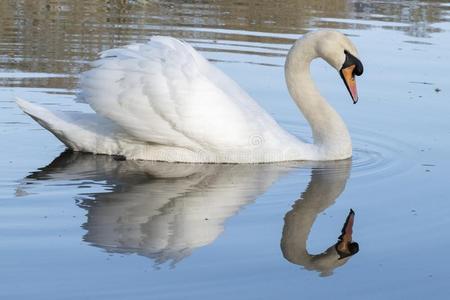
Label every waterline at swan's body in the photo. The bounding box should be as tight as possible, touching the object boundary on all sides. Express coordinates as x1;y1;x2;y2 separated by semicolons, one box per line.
16;30;363;163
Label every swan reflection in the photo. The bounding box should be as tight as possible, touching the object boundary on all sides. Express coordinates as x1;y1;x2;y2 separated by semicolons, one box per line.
281;159;359;276
22;151;358;272
25;151;294;266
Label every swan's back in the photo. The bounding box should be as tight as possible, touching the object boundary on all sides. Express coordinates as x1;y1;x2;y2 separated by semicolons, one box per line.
78;36;281;152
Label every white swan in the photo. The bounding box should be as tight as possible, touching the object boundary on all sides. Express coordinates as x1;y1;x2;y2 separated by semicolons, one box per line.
16;30;363;163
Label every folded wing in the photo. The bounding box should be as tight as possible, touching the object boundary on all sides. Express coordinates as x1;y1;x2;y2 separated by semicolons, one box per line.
78;36;277;152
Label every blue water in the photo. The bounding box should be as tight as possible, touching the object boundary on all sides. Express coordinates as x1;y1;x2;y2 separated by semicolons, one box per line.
1;1;449;299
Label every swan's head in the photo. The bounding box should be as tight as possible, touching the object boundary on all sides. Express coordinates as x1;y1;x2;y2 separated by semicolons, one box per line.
313;31;364;103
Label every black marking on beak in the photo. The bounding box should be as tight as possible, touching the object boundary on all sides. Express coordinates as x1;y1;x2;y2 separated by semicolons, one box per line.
342;50;364;76
340;51;364;104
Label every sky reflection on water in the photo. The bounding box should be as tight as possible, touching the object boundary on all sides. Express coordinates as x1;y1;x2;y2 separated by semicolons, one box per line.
1;1;450;299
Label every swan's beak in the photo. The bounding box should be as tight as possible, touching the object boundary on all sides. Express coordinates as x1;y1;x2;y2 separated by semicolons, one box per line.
340;65;358;104
335;209;359;259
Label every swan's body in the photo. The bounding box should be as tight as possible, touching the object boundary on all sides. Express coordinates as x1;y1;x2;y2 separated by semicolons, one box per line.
17;30;363;163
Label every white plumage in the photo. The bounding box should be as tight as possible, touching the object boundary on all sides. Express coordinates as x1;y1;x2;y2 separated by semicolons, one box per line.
17;31;362;163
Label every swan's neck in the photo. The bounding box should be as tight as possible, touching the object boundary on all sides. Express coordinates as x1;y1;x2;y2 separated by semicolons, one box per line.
285;40;351;159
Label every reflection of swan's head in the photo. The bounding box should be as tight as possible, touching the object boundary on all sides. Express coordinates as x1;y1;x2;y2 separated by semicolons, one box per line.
335;209;359;259
281;159;359;277
21;152;358;273
306;209;359;276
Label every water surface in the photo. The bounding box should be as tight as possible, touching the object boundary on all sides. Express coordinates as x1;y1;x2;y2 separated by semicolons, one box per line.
1;1;450;299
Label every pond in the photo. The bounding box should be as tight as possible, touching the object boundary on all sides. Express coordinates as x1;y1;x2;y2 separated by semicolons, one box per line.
1;1;449;299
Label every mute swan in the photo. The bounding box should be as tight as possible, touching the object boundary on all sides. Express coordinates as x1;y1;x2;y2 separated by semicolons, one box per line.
16;30;363;163
19;151;355;271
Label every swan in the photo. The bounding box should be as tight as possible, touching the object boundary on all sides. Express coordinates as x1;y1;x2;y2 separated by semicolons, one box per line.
16;30;363;163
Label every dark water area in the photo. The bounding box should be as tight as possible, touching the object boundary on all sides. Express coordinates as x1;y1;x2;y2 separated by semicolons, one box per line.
1;1;450;299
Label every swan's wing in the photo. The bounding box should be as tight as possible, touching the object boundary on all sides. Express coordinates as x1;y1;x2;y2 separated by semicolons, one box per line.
78;36;279;151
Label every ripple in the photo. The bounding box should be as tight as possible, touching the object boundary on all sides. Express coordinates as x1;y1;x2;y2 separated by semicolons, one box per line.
281;123;413;182
350;128;415;181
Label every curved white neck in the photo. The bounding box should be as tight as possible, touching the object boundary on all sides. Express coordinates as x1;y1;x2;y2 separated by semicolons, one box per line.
285;39;352;160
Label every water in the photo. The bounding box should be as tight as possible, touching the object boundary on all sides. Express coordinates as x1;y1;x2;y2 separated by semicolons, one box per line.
1;1;450;299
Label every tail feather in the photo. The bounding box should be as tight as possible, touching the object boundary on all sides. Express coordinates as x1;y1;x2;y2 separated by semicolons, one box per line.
16;97;80;149
15;97;128;153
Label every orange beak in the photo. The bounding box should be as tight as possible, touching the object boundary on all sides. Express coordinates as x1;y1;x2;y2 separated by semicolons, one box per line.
340;65;358;104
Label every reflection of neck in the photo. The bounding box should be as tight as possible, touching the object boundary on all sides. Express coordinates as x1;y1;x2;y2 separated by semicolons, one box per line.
285;39;351;159
281;160;351;276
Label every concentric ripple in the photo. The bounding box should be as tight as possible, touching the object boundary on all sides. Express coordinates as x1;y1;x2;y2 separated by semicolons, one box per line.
285;123;415;182
350;127;415;181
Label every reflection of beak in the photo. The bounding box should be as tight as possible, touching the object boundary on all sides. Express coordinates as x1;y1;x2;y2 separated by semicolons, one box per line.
336;209;359;259
341;209;355;241
340;65;358;104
